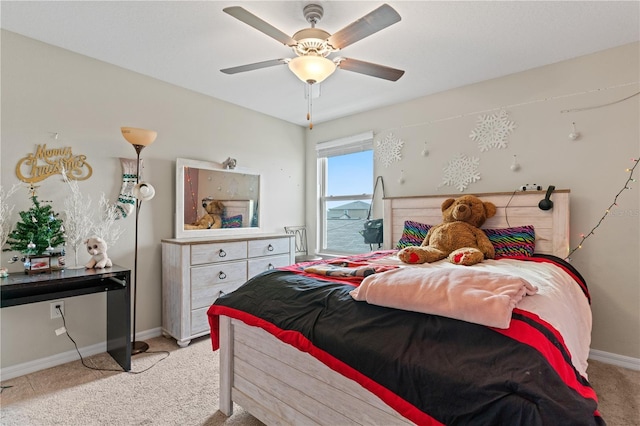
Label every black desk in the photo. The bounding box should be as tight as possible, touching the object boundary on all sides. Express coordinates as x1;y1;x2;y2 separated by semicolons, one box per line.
1;266;131;371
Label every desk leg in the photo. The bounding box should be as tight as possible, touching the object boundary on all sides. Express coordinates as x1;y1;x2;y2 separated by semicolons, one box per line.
106;282;131;371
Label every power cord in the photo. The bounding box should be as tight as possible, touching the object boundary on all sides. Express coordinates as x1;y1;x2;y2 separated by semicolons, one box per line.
504;188;518;228
57;306;170;374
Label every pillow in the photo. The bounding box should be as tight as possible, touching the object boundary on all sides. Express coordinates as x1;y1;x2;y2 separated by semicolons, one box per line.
222;214;242;228
396;220;432;249
483;225;535;258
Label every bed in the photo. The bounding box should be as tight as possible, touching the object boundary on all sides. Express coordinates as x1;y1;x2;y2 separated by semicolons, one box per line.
207;189;604;425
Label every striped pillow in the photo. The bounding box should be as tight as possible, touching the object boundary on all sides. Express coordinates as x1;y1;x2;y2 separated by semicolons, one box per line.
396;220;432;249
483;225;536;258
222;214;243;228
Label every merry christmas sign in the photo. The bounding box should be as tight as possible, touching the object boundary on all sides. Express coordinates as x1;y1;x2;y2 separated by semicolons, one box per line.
15;144;92;183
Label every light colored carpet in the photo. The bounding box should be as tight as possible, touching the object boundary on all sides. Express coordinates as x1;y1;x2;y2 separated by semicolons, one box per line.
1;335;638;425
587;359;640;425
0;336;262;425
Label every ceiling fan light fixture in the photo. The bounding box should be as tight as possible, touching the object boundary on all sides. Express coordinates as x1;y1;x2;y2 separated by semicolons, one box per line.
288;56;336;84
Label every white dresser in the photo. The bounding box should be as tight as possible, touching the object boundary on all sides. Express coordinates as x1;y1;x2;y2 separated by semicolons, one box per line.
161;233;295;347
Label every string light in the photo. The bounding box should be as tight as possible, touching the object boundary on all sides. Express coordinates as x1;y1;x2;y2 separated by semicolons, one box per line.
378;82;638;133
185;167;199;218
566;157;639;259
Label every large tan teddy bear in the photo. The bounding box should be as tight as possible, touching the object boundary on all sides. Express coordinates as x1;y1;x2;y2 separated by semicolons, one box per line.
398;195;497;266
184;199;224;230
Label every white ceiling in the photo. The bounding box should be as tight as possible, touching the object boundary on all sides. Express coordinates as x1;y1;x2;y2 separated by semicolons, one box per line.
1;1;638;127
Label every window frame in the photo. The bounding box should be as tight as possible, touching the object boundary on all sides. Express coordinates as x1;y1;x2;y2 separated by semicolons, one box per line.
316;132;374;256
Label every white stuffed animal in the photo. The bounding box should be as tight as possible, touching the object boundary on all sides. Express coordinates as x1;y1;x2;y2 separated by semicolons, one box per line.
85;236;113;269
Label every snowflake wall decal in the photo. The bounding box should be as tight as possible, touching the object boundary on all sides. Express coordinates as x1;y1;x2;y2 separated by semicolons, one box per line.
376;133;404;167
469;110;516;152
442;153;481;192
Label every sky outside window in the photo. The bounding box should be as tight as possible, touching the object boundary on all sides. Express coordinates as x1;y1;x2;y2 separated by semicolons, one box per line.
327;150;373;209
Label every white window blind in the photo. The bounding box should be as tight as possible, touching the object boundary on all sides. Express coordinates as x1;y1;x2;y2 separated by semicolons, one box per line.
316;131;374;158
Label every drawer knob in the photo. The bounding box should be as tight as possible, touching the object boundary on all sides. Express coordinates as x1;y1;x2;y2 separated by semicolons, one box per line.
218;271;227;280
267;244;274;252
218;249;227;258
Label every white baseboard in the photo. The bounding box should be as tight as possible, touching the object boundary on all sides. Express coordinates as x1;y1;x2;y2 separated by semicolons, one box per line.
3;333;637;381
0;327;162;381
589;349;640;371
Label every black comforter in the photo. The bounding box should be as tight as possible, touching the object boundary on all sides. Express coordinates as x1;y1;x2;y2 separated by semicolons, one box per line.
208;254;603;425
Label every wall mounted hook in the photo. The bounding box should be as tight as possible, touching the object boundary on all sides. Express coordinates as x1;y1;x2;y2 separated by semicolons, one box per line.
510;155;520;172
421;141;429;157
568;122;580;140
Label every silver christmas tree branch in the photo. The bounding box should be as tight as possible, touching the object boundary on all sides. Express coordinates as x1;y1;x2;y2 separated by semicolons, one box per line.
93;194;124;250
62;171;94;268
0;184;20;251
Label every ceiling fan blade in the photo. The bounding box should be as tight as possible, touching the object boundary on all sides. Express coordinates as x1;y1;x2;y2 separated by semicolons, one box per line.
223;6;297;46
221;59;289;75
327;4;401;50
336;58;405;81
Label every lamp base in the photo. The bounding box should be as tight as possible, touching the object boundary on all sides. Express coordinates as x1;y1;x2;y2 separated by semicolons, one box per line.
131;340;150;355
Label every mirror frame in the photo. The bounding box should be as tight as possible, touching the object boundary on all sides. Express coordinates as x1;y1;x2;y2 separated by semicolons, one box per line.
175;157;261;239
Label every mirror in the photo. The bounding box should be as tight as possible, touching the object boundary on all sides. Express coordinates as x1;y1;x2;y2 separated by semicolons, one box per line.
175;158;261;238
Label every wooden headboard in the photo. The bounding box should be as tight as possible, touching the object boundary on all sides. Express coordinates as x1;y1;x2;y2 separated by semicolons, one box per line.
383;190;570;258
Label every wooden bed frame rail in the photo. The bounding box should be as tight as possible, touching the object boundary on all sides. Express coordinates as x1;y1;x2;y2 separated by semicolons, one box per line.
219;316;412;425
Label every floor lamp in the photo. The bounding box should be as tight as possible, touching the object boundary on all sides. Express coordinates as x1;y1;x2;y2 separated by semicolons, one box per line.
121;127;157;355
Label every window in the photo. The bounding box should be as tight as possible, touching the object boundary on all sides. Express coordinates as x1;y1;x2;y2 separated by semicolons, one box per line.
316;132;374;255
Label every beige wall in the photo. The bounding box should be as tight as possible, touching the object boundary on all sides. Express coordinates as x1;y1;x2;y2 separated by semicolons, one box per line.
0;31;305;368
306;43;640;360
1;29;638;371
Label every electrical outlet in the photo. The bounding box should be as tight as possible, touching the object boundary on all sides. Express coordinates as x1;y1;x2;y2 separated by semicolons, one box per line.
50;301;64;319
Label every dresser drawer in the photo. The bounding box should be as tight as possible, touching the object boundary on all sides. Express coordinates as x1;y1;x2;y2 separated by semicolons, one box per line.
191;307;210;335
191;279;244;310
248;254;291;279
192;260;247;287
248;238;290;258
191;241;247;265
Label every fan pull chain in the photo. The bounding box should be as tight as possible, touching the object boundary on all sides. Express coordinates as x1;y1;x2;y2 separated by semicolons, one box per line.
307;83;314;130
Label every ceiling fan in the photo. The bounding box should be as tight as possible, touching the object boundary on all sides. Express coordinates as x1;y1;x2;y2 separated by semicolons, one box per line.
220;3;405;85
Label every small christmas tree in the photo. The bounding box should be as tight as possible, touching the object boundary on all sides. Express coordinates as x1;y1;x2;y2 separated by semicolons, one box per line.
5;186;65;256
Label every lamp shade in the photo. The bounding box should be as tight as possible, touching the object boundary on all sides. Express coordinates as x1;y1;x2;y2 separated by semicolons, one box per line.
121;127;157;147
133;182;155;201
288;56;336;84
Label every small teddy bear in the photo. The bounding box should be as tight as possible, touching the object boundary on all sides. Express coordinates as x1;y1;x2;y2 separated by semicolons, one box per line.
185;198;224;230
398;194;497;266
85;236;113;269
